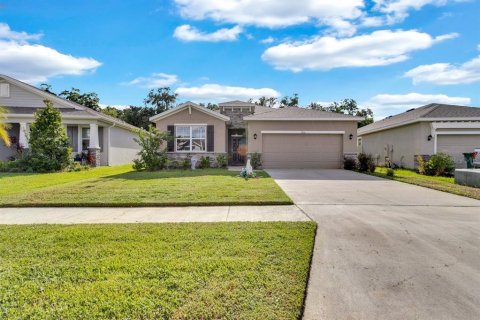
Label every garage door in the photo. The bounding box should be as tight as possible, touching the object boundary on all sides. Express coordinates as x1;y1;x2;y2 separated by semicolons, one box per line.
437;135;480;167
262;134;343;169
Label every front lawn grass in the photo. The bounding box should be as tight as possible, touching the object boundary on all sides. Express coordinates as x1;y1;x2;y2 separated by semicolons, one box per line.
373;167;480;200
0;222;316;319
0;165;292;207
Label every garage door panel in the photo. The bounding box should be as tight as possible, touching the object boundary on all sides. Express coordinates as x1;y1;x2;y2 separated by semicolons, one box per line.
262;134;343;169
437;135;480;167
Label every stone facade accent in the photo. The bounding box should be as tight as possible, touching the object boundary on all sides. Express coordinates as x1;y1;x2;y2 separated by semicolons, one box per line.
220;107;254;129
88;147;101;167
167;152;228;168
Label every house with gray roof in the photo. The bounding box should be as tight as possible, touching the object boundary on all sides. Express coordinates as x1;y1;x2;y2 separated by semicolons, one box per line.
0;74;141;166
357;103;480;169
150;101;361;168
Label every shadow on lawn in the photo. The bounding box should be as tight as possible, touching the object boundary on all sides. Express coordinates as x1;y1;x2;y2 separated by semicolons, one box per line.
103;169;270;180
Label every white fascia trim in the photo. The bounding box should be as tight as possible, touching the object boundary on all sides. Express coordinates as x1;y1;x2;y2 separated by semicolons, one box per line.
261;130;345;135
246;118;361;121
435;131;480;135
359;118;480;136
431;122;480;129
150;104;229;122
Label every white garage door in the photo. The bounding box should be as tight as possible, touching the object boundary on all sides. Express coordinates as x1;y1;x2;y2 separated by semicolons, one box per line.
262;134;343;169
437;135;480;167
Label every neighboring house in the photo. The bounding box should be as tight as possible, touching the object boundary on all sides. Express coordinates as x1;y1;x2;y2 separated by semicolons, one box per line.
357;103;480;169
0;75;141;166
150;100;360;168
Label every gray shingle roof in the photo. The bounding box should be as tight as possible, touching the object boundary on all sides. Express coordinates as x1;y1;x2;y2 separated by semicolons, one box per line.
358;103;480;135
5;106;91;117
244;106;361;121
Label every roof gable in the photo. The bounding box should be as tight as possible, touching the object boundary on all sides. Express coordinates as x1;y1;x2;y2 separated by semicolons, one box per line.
150;102;230;122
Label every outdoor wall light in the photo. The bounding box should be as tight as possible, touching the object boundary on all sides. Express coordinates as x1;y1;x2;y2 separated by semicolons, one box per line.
349;134;353;140
253;133;258;140
427;134;432;141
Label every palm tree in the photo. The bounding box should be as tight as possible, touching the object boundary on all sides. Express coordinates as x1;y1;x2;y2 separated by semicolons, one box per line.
0;106;11;146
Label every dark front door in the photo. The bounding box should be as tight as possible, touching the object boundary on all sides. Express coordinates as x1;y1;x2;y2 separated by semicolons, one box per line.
230;135;246;165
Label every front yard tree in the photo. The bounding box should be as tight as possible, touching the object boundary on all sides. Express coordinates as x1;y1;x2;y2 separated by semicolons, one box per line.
309;99;374;128
28;100;72;172
280;94;299;108
59;88;101;111
144;87;178;114
133;126;169;171
0;106;11;146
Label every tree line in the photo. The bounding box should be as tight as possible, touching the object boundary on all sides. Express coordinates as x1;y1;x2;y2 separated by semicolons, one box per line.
40;85;374;128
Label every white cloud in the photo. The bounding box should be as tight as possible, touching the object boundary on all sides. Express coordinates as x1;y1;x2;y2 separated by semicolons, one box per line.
175;84;281;102
173;24;242;42
366;92;471;118
174;0;364;32
0;23;101;84
371;0;449;25
262;29;457;72
123;73;178;88
260;37;275;44
99;104;130;110
0;23;43;42
405;55;480;85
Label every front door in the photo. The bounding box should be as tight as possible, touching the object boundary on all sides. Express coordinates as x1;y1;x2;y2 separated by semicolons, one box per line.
230;134;246;165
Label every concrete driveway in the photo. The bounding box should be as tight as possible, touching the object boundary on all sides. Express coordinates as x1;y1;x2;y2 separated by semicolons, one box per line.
267;169;480;320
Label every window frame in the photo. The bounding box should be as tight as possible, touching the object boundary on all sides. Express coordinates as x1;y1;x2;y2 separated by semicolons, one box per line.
81;127;90;151
174;124;207;152
0;83;10;98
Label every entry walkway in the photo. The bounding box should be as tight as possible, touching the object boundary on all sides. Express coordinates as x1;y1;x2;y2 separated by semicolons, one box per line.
0;205;309;224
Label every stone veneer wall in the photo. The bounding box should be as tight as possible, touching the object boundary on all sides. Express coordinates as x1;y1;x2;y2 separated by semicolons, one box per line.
220;107;254;128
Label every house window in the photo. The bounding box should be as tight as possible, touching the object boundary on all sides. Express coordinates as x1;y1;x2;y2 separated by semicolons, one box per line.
0;83;10;98
175;125;206;152
82;127;90;151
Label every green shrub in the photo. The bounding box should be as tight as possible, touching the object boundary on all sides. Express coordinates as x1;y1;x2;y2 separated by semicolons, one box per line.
26;100;72;172
67;162;90;172
199;156;211;169
180;158;190;170
425;153;455;176
250;152;262;169
416;155;426;175
344;157;357;170
358;153;375;173
133;126;169;171
386;168;395;177
216;154;227;168
0;160;23;172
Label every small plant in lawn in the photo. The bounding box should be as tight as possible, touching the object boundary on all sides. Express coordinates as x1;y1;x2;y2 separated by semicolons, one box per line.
25;100;72;172
358;153;375;173
216;154;227;168
133;126;169;171
250;152;262;169
344;157;357;170
386;168;395;177
199;156;211;169
425;153;455;176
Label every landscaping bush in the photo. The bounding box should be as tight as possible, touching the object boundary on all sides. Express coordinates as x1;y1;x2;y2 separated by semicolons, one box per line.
358;153;375;173
0;160;23;173
416;155;426;175
424;153;455;176
199;156;211;169
344;157;357;170
250;152;262;169
26;100;72;172
216;154;227;168
133;126;169;171
67;162;90;172
180;158;190;170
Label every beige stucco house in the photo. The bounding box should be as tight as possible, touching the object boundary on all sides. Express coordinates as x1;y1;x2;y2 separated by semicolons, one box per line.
0;75;141;166
357;103;480;169
150;101;361;169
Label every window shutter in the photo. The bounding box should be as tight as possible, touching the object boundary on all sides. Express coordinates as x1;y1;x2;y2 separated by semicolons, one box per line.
167;125;175;152
207;125;214;152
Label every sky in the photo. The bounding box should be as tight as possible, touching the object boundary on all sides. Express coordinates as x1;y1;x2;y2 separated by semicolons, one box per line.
0;0;479;119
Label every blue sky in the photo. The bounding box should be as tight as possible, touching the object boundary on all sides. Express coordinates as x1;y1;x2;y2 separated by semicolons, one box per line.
1;0;479;118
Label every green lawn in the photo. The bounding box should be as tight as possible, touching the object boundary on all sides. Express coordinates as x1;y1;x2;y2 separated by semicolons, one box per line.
373;167;480;200
0;222;315;319
0;165;292;207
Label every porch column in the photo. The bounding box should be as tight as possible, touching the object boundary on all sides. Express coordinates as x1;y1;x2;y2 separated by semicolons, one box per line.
19;122;29;149
88;123;101;167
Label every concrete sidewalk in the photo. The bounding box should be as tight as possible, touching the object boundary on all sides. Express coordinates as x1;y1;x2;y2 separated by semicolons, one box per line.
0;205;310;224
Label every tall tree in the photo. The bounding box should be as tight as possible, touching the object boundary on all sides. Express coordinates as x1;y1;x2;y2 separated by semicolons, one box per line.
0;106;11;146
101;106;122;118
39;83;56;95
199;103;219;111
144;87;178;114
280;93;299;108
249;96;278;108
27;100;71;172
120;106;156;130
59;88;101;111
308;99;374;128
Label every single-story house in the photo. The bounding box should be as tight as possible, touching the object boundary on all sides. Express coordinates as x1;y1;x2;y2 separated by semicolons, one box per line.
150;101;361;169
0;74;141;166
357;103;480;169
